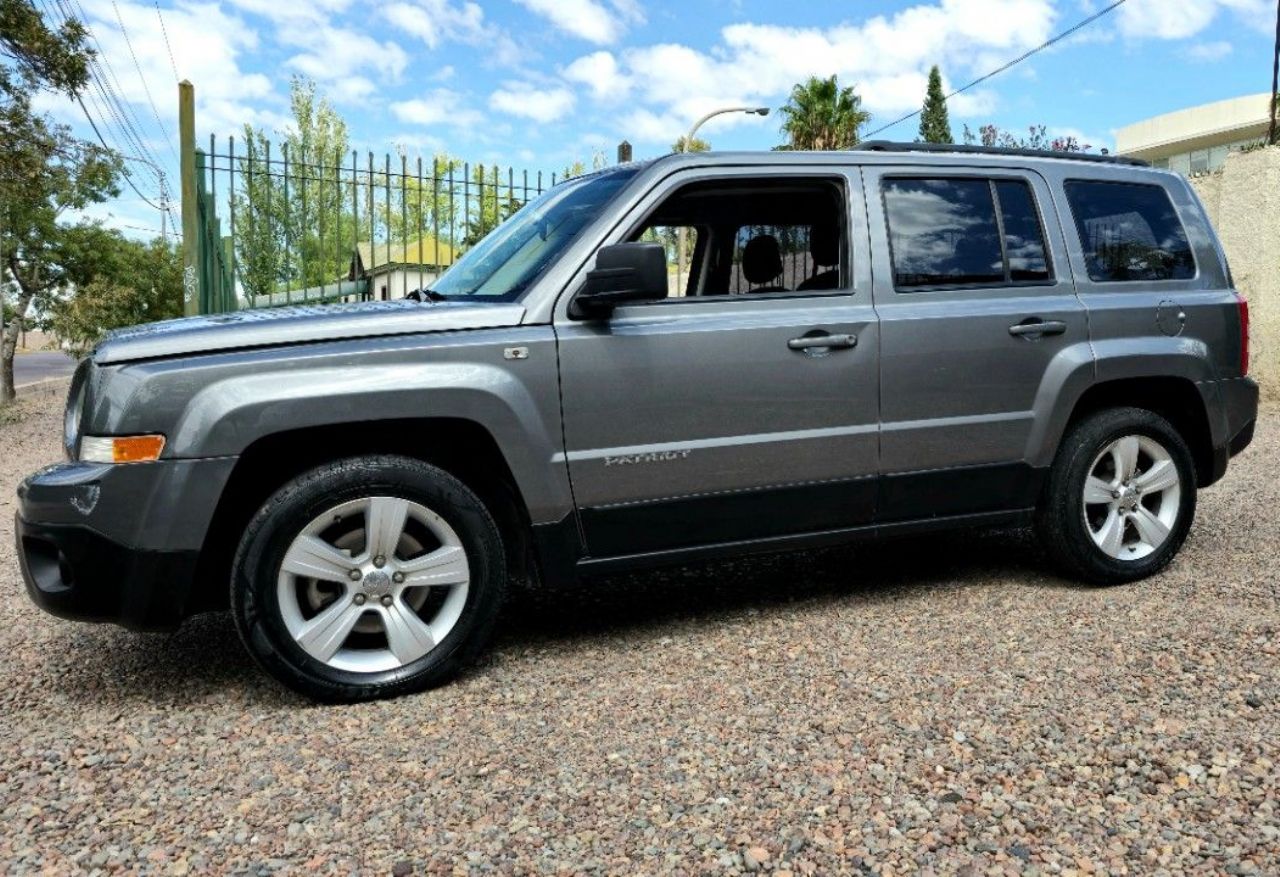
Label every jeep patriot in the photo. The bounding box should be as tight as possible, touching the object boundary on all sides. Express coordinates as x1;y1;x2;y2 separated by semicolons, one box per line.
16;143;1258;701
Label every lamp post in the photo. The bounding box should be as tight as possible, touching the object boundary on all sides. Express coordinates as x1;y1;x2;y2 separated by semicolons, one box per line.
675;106;770;294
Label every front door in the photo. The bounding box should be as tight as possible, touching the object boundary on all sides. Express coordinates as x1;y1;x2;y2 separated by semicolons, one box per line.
863;165;1089;521
554;168;880;558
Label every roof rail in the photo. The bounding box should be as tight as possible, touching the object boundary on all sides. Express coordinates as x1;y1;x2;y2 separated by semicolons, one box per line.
854;140;1149;168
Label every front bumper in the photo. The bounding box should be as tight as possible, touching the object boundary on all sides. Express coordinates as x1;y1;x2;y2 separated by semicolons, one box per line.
16;515;199;631
15;457;236;632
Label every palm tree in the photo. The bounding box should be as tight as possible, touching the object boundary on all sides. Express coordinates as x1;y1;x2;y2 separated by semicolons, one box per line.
778;75;870;150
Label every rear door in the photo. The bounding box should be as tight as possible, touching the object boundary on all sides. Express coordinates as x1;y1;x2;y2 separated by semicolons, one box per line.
554;166;880;559
863;165;1089;522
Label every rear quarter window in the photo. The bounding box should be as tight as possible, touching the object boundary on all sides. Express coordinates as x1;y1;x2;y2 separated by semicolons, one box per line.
1064;180;1195;283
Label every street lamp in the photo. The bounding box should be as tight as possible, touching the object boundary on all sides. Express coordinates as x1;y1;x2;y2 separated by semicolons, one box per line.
675;106;771;294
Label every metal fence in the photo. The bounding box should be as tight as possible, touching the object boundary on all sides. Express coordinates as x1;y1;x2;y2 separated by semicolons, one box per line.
194;135;565;313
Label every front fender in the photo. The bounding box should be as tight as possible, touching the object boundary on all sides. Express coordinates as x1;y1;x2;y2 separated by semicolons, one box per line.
98;329;573;525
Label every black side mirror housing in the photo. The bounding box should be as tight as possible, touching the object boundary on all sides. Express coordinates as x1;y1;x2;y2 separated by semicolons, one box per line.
571;243;667;318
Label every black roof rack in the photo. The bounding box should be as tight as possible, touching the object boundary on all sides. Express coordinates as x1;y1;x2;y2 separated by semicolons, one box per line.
854;140;1149;168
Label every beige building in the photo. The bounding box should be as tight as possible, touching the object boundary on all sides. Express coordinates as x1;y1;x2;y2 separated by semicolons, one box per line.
1115;93;1274;174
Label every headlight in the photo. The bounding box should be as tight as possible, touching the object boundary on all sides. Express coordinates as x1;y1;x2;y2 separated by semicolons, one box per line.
79;435;167;464
63;362;88;460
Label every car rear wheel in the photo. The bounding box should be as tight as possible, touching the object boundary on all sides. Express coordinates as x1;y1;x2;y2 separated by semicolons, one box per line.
1035;407;1196;585
231;456;505;702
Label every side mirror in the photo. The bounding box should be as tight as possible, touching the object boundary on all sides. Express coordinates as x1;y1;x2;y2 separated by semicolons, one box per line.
571;242;667;318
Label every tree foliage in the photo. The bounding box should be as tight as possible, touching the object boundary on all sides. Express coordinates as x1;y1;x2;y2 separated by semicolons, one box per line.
918;65;953;144
233;77;354;297
44;234;182;356
778;75;870;150
1;0;122;403
962;123;1090;153
671;135;710;153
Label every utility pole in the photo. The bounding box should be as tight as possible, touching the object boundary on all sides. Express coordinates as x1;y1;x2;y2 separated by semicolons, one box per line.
179;80;198;316
1269;0;1280;145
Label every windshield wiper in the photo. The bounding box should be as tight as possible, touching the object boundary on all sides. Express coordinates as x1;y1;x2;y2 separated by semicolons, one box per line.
405;288;448;303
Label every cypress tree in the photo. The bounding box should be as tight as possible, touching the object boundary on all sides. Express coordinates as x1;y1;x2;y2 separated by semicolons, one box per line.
918;65;953;144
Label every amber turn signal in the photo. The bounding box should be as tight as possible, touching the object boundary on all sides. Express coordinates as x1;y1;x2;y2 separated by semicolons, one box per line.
79;435;167;464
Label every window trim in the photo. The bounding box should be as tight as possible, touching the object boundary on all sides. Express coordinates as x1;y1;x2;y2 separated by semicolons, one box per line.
613;174;856;308
1062;178;1199;285
880;173;1056;294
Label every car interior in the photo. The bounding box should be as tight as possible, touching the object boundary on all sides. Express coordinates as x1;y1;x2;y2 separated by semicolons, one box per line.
629;178;847;298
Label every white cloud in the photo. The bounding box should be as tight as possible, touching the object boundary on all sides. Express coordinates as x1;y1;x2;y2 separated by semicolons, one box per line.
390;89;485;128
593;0;1058;144
489;83;576;123
514;0;643;45
381;0;487;48
225;0;350;25
284;25;408;91
1185;40;1233;61
77;0;277;140
1117;0;1274;39
563;51;631;101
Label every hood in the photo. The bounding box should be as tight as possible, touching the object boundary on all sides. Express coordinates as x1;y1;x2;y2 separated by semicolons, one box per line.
92;299;527;365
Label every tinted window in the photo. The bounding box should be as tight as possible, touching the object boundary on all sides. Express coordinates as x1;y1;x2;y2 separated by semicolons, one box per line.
1065;181;1195;282
995;180;1051;282
884;178;1004;288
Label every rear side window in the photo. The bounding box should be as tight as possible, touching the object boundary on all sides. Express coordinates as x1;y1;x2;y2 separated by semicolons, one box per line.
883;177;1052;290
1064;181;1195;282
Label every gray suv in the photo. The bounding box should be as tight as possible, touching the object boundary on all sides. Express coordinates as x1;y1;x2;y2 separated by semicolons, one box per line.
16;143;1258;701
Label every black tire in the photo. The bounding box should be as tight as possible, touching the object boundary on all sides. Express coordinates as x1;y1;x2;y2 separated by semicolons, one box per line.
1035;407;1196;585
231;455;506;702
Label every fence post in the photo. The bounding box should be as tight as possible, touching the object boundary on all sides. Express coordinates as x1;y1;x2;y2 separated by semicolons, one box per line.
179;81;198;316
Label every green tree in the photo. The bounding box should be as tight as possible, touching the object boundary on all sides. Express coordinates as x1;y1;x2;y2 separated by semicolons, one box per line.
918;65;953;144
44;234;182;356
233;76;353;297
778;75;870;150
962;123;1090;153
1;0;121;403
463;164;523;247
672;135;710;153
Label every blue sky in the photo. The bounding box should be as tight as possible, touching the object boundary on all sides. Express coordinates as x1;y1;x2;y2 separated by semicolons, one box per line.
34;0;1280;237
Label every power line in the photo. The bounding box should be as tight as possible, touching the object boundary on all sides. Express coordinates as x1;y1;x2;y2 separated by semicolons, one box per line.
38;0;177;229
111;0;181;165
865;0;1131;138
154;1;180;83
73;93;170;213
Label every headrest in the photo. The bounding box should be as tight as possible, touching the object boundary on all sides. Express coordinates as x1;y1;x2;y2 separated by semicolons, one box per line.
809;224;839;267
742;235;783;285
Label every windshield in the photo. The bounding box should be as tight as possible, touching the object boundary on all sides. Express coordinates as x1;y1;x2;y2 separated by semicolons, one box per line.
431;168;639;301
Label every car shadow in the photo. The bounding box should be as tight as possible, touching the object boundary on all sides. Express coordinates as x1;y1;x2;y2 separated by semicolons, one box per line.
47;525;1063;706
493;525;1057;650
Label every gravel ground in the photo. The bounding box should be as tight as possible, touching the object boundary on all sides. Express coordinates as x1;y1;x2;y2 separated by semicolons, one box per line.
1;385;1277;875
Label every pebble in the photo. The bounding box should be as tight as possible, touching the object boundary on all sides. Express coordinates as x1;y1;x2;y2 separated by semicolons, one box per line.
1;386;1277;873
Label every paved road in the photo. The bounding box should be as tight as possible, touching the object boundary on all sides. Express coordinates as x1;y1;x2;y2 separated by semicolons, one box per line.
13;351;76;387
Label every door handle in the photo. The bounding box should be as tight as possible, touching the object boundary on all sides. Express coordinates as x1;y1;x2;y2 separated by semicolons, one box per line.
788;333;857;351
1009;319;1067;338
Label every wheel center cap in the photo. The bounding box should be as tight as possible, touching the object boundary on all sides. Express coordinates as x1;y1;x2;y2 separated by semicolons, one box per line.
362;570;393;597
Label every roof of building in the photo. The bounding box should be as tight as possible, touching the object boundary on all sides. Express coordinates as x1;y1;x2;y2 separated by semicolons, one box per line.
353;235;456;275
1115;93;1273;159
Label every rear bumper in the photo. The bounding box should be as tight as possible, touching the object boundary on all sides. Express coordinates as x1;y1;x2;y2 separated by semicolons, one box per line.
1203;376;1258;485
16;515;198;632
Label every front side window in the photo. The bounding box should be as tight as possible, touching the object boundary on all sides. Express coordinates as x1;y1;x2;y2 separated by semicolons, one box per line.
628;177;848;299
1064;180;1195;282
882;176;1052;290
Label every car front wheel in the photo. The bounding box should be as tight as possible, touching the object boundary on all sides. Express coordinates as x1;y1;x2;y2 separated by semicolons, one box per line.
231;455;506;702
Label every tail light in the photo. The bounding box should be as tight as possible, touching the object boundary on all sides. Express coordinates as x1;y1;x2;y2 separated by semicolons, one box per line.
1236;292;1250;376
